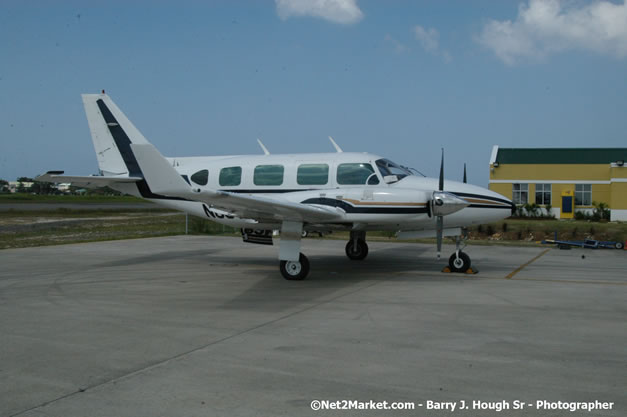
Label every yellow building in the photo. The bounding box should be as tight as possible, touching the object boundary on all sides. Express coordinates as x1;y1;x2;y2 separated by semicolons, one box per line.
488;147;627;221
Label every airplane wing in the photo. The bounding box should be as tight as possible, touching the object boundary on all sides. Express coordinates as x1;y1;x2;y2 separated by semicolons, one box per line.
189;188;342;222
35;171;143;188
130;143;343;222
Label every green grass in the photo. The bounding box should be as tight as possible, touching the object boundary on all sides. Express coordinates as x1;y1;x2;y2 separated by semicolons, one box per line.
2;207;174;218
469;218;627;243
0;193;145;203
0;211;239;250
2;206;625;251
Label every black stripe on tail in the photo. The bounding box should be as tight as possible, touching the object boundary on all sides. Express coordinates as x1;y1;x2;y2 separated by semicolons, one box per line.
96;99;188;201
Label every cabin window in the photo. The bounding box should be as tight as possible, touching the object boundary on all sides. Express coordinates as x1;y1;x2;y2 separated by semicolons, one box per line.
375;159;411;183
219;166;242;186
337;163;379;185
297;164;329;185
575;184;592;206
254;165;284;186
190;169;209;186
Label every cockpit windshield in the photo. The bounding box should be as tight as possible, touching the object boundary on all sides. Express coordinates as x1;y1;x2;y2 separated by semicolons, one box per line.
375;159;412;183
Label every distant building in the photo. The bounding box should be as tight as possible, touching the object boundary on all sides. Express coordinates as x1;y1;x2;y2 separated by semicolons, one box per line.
57;183;72;193
8;181;34;193
489;147;627;221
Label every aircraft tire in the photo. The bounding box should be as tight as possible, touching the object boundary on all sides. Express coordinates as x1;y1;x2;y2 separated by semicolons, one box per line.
345;240;368;260
280;253;310;280
448;252;471;272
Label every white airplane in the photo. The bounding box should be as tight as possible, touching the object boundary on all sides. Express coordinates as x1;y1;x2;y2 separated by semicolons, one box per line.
37;93;515;280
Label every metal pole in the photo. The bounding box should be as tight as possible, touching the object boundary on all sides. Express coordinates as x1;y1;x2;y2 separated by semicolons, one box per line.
185;213;188;234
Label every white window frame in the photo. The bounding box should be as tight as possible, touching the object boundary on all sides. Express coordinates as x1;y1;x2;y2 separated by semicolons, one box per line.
512;183;528;205
535;183;551;205
575;184;592;206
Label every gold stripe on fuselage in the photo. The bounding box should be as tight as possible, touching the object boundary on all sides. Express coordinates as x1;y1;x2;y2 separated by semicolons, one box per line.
341;198;427;207
463;198;510;206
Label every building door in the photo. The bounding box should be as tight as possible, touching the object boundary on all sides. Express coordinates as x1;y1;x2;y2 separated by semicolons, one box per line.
561;190;574;219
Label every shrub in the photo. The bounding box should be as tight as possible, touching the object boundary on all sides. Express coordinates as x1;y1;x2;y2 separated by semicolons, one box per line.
544;204;555;218
575;211;590;221
592;201;610;221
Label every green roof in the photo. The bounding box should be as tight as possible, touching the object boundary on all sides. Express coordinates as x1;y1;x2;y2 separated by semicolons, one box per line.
496;148;627;164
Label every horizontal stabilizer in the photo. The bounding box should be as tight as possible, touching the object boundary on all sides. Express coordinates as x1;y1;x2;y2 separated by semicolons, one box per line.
35;171;142;188
129;143;192;195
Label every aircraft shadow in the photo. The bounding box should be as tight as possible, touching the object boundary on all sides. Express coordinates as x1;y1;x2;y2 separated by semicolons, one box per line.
219;246;454;313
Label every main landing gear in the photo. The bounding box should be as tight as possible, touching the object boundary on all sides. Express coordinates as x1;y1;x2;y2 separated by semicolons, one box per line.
278;225;370;280
345;231;368;260
280;253;310;280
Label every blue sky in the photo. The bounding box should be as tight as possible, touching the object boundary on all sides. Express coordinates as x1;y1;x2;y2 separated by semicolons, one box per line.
1;0;626;186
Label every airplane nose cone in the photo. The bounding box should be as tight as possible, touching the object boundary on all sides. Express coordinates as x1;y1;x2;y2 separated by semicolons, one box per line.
433;191;470;216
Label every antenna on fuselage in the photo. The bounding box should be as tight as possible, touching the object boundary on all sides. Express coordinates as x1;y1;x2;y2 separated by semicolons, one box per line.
257;138;270;155
328;136;343;153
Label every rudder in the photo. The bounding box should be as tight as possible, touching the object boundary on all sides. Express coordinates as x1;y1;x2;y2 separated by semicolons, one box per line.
82;92;150;176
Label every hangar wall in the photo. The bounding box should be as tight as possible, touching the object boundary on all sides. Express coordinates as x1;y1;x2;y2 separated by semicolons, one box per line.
488;147;627;221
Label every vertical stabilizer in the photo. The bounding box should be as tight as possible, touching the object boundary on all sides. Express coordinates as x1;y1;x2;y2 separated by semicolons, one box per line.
82;93;150;176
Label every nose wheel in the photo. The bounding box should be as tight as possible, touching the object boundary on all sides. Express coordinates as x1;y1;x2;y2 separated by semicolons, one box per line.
280;253;310;280
448;251;471;272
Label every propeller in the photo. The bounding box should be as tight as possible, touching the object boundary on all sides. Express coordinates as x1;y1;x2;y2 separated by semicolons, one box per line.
436;149;444;258
431;149;470;259
463;163;467;184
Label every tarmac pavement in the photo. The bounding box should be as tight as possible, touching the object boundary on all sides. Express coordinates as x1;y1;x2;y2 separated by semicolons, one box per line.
1;236;625;416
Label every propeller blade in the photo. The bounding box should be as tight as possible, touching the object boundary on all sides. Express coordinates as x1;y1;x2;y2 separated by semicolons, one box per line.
436;216;443;259
463;163;467;183
439;148;444;191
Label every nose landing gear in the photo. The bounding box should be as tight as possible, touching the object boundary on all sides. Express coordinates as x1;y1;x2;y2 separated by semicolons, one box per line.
443;231;477;274
448;251;471;272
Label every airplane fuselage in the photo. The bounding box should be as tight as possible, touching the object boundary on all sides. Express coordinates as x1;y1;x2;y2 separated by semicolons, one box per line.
111;152;513;232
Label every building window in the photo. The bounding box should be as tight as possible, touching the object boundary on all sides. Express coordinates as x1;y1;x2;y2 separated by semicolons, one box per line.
337;163;379;185
254;165;284;186
512;183;528;205
575;184;592;206
297;164;329;185
190;169;209;186
219;166;242;186
535;183;551;205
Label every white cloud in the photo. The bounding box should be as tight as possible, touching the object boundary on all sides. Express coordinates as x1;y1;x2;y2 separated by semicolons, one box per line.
414;25;440;52
478;0;627;65
275;0;363;24
413;25;452;61
384;34;408;53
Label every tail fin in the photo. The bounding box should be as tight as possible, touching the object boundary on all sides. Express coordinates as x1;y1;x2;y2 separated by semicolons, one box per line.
82;93;150;177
